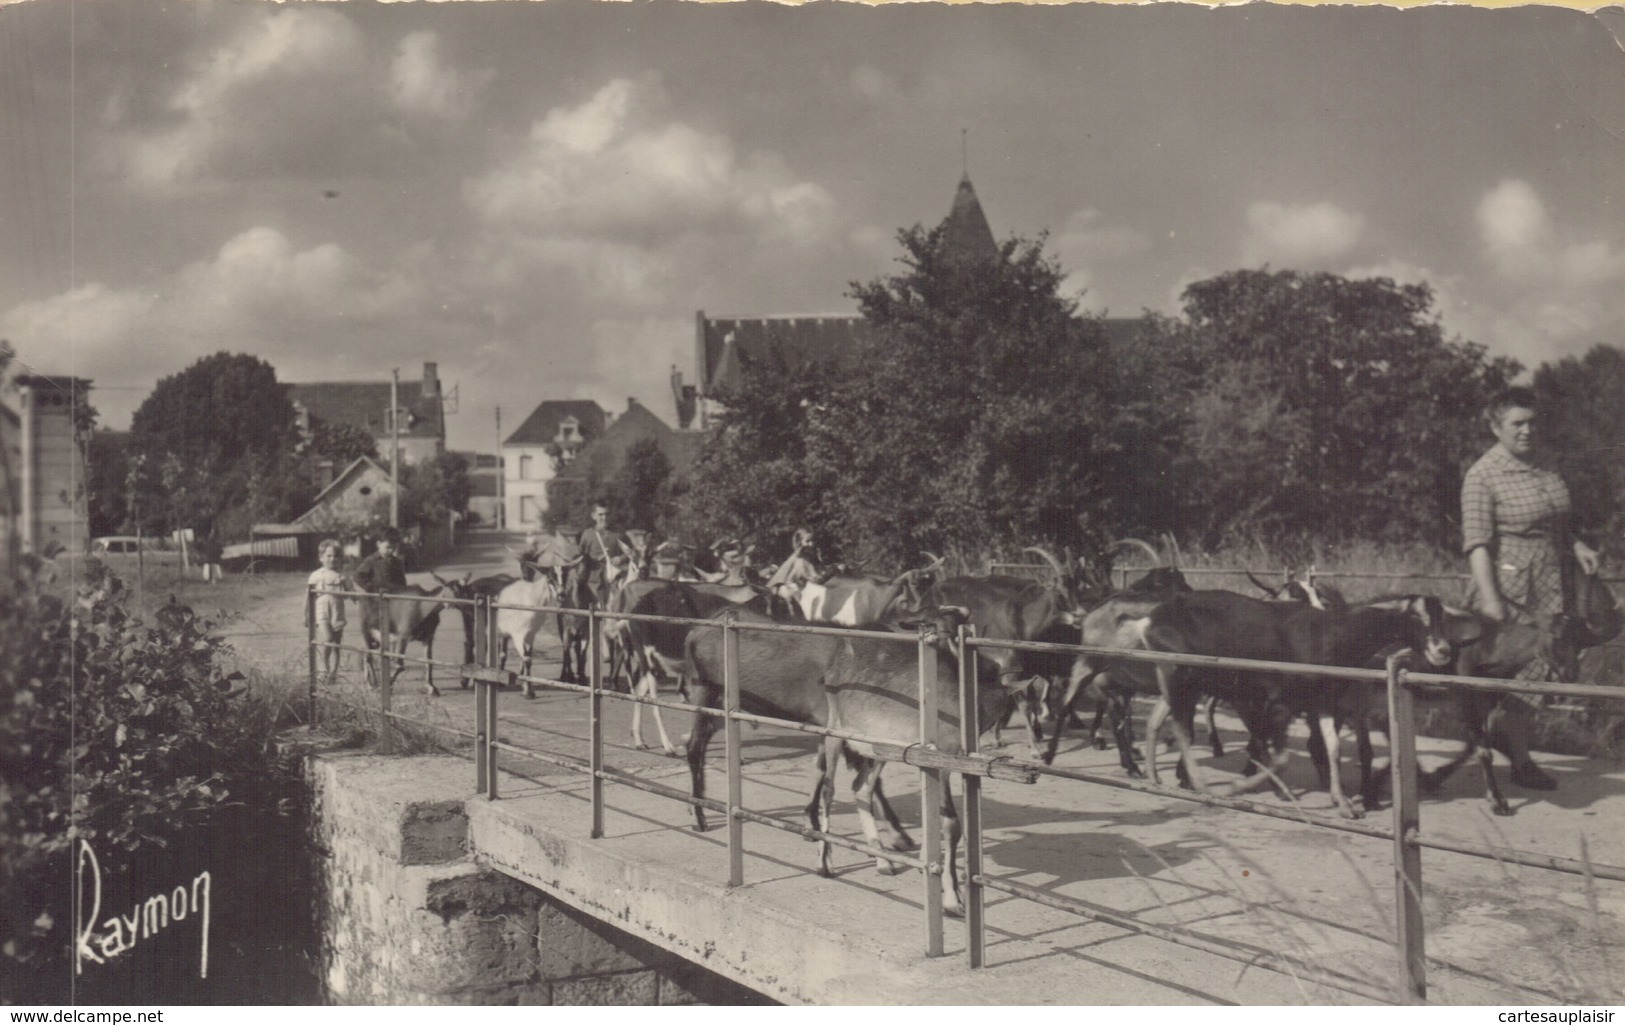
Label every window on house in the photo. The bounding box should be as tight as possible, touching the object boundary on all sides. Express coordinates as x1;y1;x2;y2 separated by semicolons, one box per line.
520;496;540;524
518;455;533;480
560;418;579;442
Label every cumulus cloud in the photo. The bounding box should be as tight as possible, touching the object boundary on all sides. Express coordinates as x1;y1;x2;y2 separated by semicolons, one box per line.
463;76;840;307
0;227;441;424
103;11;484;187
1240;200;1366;267
390;31;487;119
1469;179;1625;365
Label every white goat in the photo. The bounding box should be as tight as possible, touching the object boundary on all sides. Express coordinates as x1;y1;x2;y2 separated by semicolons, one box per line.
494;574;561;700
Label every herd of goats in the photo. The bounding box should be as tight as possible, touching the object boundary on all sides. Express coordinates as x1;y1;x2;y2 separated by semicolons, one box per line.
346;533;1617;915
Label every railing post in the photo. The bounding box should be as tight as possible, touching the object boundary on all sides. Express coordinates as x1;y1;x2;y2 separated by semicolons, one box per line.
305;584;318;726
723;610;744;888
379;597;395;755
918;623;944;957
474;595;490;796
958;623;985;968
1386;649;1426;1003
590;606;605;839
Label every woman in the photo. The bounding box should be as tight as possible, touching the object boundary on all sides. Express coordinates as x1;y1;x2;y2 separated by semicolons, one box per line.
1460;386;1600;789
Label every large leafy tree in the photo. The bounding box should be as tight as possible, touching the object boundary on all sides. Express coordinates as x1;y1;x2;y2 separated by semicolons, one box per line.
306;413;378;466
1534;345;1625;549
1166;270;1519;546
810;226;1116;570
128;353;306;536
683;348;841;556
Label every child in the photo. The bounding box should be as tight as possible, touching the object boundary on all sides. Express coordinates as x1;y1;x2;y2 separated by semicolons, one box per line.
308;539;348;680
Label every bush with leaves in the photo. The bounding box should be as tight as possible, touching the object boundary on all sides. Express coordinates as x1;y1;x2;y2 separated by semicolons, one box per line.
0;561;305;1002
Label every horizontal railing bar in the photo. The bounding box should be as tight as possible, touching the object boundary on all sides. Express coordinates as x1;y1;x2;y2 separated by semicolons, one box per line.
1025;758;1395;840
1402;673;1625;702
382;709;479;743
972;874;1395;1005
731;805;932;873
1404;832;1625;882
325;588;478;609
490;739;590;772
969;635;1622;700
597;766;715;810
1017;756;1625;878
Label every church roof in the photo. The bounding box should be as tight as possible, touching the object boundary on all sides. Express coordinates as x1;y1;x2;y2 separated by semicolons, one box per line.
941;175;999;268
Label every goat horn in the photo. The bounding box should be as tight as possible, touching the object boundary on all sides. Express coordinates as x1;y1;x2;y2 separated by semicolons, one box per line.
1022;546;1066;582
1105;538;1162;567
920;551;945;573
1245;571;1277;596
1161;532;1183;569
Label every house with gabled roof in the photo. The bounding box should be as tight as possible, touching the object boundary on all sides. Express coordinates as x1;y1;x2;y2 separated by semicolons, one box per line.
288;362;446;467
502;399;609;530
546;397;705;527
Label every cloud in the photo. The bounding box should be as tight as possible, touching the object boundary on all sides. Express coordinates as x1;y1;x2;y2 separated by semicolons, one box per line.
1051;208;1153;305
1478;178;1625;285
0;227;441;425
390;31;487;119
1240;200;1366;267
463;77;841;307
103;11;485;188
850;65;905;107
1468;180;1625;365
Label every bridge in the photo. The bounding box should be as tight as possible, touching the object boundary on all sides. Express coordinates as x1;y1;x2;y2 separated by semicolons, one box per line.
298;533;1625;1006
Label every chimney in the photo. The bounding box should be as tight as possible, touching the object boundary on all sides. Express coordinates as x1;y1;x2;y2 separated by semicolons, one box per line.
627;397;638;411
672;366;696;430
422;362;439;399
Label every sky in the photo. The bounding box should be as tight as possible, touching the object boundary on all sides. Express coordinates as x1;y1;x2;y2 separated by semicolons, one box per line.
1;0;1623;453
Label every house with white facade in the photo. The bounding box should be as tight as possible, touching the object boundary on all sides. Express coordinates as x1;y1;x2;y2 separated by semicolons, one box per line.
501;400;607;530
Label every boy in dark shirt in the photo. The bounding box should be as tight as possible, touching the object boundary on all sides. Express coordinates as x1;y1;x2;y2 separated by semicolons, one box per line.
353;529;407;593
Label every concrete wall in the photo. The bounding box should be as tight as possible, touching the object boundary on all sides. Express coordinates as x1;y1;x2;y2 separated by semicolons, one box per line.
307;750;770;1006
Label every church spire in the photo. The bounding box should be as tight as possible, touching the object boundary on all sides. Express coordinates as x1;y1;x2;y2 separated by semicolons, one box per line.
940;174;999;269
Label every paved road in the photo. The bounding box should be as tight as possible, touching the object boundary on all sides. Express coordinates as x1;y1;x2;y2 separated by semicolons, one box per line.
247;530;1625;1003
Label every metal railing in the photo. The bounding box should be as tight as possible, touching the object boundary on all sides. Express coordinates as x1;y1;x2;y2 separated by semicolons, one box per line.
304;583;1623;1005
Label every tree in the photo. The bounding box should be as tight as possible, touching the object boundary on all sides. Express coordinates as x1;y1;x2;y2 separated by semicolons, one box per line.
85;430;132;537
128;353;306;537
682;347;840;556
810;226;1116;570
398;450;472;531
1167;270;1520;546
1534;345;1625;549
306;413;378;466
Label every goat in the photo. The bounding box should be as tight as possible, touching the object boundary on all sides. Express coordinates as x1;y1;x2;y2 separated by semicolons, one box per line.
436;572;517;687
1132;591;1452;818
360;584;452;696
1190;570;1348;765
685;605;1003;915
1345;607;1580;816
493;574;562;699
1066;589;1450;813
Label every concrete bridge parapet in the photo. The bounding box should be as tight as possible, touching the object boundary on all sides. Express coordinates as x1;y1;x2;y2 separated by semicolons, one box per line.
307;750;769;1005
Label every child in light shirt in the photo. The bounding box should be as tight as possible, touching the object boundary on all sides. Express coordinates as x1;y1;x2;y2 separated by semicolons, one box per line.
308;539;348;680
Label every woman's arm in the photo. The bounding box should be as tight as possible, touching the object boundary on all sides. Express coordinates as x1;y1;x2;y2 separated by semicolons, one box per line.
1468;546;1505;622
1574;538;1601;575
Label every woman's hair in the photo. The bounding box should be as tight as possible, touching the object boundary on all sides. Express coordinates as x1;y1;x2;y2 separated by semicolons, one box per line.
318;538;341;558
1485;385;1538;425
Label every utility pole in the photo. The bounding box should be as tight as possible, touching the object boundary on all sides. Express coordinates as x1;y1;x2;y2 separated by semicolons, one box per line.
495;405;504;530
390;368;400;529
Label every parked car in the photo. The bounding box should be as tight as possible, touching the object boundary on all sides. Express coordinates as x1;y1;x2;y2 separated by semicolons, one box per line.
89;536;181;565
